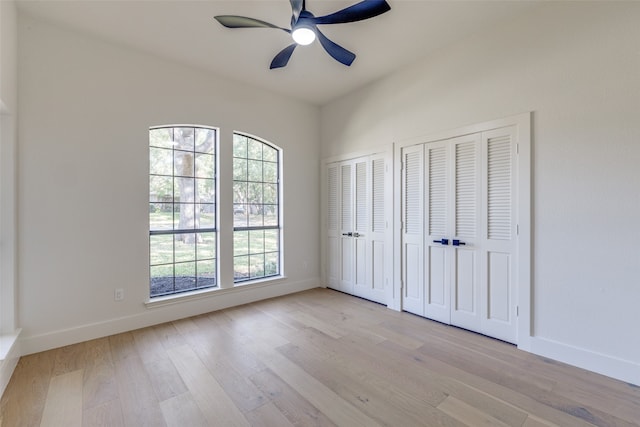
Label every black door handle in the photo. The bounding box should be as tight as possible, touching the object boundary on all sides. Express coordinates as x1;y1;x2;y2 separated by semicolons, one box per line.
342;232;353;237
432;238;449;245
452;239;466;246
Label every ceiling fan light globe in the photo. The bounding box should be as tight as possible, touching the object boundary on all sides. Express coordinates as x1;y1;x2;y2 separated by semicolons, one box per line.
292;27;316;45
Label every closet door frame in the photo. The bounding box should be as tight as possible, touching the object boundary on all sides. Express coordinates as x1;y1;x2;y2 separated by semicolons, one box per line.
393;113;531;350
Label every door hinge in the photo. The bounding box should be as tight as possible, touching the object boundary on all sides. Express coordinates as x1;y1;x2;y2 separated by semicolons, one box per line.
516;306;519;317
516;224;519;235
516;143;519;154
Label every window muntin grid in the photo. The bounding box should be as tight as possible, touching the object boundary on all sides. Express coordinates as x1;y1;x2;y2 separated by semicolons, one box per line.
149;126;217;297
232;133;281;282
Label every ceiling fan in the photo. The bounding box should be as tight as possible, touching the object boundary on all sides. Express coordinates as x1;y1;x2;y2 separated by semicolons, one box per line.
214;0;391;69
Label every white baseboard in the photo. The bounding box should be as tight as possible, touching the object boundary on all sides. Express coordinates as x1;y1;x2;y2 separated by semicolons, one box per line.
530;336;640;387
20;278;319;356
0;329;22;398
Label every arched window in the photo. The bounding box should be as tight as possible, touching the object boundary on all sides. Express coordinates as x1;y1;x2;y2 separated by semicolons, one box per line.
232;133;281;282
149;126;217;297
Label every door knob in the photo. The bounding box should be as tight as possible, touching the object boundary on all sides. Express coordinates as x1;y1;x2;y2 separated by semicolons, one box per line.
353;232;363;237
432;238;449;245
452;239;466;246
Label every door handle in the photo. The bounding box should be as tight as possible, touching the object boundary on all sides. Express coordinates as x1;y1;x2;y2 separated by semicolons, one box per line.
342;232;353;237
452;239;466;246
432;238;449;245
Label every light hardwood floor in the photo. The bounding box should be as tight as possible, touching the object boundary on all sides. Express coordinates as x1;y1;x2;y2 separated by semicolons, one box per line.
1;288;638;426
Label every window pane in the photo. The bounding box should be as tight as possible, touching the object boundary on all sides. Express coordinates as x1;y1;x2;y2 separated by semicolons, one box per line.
233;182;247;204
233;204;247;228
150;234;174;265
249;254;265;278
174;177;194;202
196;260;216;288
196;178;214;204
248;183;263;204
265;252;279;276
174;261;196;292
264;207;278;226
248;160;263;182
234;231;249;256
174;234;196;262
234;255;249;281
195;153;214;178
249;230;264;254
195;128;215;154
263;183;277;204
150;147;173;175
263;146;277;162
150;264;174;297
248;139;263;160
174;204;196;229
173;127;194;151
197;232;216;260
248;210;264;227
199;206;215;229
264;230;279;252
150;206;173;231
174;151;195;177
150;128;174;149
233;135;247;157
233;158;247;181
263;162;277;183
150;176;173;204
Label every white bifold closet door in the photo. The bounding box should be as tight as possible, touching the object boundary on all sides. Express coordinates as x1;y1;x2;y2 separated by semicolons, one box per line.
326;154;387;305
401;127;518;344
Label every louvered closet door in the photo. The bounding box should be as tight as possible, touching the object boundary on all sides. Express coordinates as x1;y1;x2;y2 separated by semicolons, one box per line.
327;155;387;304
339;162;354;294
449;134;482;332
424;141;452;323
353;154;387;304
401;145;424;315
326;163;340;289
479;127;517;343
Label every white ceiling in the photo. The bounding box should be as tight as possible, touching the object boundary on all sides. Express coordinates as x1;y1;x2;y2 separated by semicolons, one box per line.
16;0;539;106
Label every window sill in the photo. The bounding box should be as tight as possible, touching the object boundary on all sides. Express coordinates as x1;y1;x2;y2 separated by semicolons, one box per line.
144;275;287;309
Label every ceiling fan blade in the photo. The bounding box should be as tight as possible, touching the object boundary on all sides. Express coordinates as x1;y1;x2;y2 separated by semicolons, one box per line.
313;0;391;25
316;29;356;66
214;15;290;32
270;44;298;69
290;0;303;21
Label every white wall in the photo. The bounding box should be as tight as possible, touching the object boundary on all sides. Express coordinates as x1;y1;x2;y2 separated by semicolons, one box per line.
321;2;640;385
0;0;21;396
18;12;320;354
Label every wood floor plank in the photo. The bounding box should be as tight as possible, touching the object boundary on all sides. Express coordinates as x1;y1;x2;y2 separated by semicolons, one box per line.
166;344;250;426
0;351;54;426
437;395;512;427
246;338;382;427
244;401;296;427
113;353;166;426
249;368;338;427
82;337;118;411
159;392;208;427
40;370;84;427
82;399;124;427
